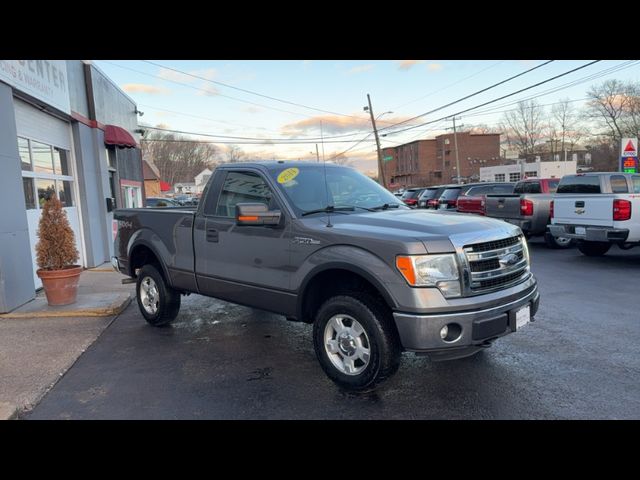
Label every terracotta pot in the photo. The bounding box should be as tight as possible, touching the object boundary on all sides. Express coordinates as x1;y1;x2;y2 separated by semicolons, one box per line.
37;265;83;306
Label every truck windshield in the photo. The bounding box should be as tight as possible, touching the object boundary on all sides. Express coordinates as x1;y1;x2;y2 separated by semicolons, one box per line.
557;176;601;194
269;165;404;216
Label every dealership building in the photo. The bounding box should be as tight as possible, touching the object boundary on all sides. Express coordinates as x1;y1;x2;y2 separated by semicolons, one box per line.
0;60;144;313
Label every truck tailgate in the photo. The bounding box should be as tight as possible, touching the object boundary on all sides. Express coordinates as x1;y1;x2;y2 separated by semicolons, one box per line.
553;195;614;227
484;194;521;219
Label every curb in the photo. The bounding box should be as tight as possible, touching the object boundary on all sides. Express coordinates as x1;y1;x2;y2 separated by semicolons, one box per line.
0;294;132;319
0;402;18;420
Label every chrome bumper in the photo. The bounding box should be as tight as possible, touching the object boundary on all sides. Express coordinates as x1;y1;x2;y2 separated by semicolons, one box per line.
549;224;629;242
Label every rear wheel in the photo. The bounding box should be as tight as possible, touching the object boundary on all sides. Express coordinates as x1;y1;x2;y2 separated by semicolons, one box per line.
577;241;611;257
313;294;401;391
544;231;573;249
136;264;181;326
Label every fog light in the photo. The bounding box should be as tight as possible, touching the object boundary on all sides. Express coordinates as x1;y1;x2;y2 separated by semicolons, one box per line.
440;325;448;340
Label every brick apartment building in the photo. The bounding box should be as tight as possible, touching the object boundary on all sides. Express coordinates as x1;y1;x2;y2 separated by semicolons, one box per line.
382;132;502;189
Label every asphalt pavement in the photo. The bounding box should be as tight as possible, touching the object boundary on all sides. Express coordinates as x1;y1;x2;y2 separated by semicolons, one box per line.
26;240;640;419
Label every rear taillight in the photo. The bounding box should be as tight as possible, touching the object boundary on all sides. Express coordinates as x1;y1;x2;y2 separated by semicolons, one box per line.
549;200;554;220
520;198;534;216
613;199;631;221
447;199;457;208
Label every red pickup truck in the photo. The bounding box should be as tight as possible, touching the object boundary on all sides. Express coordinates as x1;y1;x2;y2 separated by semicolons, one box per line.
456;183;515;215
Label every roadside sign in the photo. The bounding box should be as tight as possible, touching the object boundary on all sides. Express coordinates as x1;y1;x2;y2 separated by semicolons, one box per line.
621;138;637;157
383;155;393;162
621;156;639;174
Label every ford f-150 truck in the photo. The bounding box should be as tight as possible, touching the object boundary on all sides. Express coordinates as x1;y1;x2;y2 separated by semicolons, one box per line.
548;172;640;256
484;178;572;249
112;162;539;390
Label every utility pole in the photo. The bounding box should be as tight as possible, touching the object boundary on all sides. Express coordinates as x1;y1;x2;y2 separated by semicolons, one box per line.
315;144;320;162
452;116;462;184
366;94;386;188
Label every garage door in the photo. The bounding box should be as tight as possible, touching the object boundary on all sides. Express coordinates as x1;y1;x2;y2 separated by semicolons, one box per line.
14;98;84;289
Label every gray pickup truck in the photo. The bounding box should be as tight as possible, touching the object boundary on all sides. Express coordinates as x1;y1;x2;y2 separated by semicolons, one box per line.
484;178;572;249
113;162;540;390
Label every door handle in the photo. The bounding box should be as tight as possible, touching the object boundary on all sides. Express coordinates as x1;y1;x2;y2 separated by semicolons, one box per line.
206;228;219;242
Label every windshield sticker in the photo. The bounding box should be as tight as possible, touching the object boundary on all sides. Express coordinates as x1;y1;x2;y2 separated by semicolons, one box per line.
277;167;299;185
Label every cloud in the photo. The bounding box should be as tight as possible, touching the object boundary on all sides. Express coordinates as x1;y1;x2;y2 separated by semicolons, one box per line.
281;113;420;136
122;83;170;95
242;106;263;114
397;60;424;71
427;63;444;72
197;84;220;96
348;64;375;75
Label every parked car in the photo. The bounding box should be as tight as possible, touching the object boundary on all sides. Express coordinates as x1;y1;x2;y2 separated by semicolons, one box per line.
484;178;572;248
548;172;640;256
145;197;181;208
417;186;442;209
400;187;426;208
113;162;539;390
420;185;458;209
457;183;516;215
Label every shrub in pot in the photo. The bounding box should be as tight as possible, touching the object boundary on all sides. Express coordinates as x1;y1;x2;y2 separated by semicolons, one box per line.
35;194;82;306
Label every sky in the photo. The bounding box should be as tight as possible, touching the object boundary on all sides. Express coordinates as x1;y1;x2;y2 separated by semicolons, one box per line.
93;60;640;175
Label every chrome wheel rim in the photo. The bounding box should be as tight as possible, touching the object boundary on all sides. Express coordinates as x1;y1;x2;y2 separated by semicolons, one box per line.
324;314;371;376
140;276;159;315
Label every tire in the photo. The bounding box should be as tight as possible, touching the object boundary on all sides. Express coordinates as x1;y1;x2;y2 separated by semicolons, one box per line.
136;264;181;326
577;241;611;257
313;294;401;391
544;231;573;249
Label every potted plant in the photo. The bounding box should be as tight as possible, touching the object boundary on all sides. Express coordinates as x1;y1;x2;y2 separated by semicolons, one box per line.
35;194;82;306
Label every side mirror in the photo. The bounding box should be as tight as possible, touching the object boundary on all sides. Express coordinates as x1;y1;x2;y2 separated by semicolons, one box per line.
236;203;281;226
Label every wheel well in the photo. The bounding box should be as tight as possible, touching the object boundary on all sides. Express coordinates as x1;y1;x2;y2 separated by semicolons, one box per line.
129;245;163;278
300;269;392;324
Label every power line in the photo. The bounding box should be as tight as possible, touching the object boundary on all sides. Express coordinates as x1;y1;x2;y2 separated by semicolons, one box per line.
382;60;602;137
391;60;506;110
378;60;555;132
140;136;378;145
143;60;370;121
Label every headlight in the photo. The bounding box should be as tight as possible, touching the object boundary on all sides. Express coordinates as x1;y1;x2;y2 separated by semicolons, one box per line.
396;254;461;297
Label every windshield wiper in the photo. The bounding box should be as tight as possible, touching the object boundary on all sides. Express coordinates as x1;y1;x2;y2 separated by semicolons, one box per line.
301;205;355;217
371;203;402;210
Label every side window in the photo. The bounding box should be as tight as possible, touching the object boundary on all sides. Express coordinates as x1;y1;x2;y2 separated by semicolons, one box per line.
513;182;526;194
633;176;640;193
528;182;542;194
214;171;275;218
610;175;629;194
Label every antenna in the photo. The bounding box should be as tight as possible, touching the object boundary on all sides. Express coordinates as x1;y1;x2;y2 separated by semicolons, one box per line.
321;120;332;227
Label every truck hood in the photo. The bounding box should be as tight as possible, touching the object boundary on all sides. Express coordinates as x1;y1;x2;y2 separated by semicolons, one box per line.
302;209;522;252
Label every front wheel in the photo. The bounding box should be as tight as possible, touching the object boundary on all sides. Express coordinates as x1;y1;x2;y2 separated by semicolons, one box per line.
577;241;611;257
136;264;181;326
313;294;401;391
544;231;573;249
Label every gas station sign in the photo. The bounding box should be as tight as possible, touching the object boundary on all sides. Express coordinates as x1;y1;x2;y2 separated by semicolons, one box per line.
620;138;639;173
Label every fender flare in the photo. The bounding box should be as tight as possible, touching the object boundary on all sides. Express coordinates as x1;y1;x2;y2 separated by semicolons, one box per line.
296;261;398;320
127;239;173;288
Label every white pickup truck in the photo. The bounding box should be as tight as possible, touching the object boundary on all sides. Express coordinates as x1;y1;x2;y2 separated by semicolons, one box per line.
548;172;640;256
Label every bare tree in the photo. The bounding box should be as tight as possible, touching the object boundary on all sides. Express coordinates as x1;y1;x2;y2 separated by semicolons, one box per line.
332;153;353;166
501;100;546;157
584;79;630;147
468;124;501;134
141;131;219;186
225;145;245;163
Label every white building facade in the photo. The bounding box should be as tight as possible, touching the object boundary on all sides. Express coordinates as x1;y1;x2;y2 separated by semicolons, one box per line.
480;160;577;183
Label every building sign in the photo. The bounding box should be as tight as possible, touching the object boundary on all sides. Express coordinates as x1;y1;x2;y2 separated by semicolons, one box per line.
0;60;70;114
620;138;639;173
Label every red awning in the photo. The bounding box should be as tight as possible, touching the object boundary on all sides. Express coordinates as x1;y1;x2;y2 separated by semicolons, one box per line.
104;125;137;148
160;181;171;192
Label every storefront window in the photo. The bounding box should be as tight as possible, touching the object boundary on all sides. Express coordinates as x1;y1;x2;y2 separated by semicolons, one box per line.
57;180;74;207
36;179;56;207
18;137;32;171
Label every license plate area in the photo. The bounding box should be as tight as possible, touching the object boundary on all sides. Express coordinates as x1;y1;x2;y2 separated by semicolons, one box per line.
575;226;586;235
509;304;531;332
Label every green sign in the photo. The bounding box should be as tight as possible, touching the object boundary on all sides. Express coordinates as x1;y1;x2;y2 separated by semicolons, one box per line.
383;155;393;162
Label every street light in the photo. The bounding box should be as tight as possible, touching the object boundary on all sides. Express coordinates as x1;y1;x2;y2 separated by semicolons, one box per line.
364;98;393;187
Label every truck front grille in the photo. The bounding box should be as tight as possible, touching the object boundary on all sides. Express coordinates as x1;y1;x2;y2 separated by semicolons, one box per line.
463;235;529;294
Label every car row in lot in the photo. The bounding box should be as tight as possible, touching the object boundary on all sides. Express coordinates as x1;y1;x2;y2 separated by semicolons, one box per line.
145;196;200;208
394;171;640;255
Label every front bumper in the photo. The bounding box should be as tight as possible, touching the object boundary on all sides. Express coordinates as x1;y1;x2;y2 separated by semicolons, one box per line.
393;283;539;352
549;224;629;243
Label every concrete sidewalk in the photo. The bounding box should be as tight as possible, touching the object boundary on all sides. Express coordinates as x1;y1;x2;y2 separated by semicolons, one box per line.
0;264;135;419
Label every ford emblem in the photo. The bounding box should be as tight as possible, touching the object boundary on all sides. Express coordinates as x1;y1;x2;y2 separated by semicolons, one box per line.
499;253;519;266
